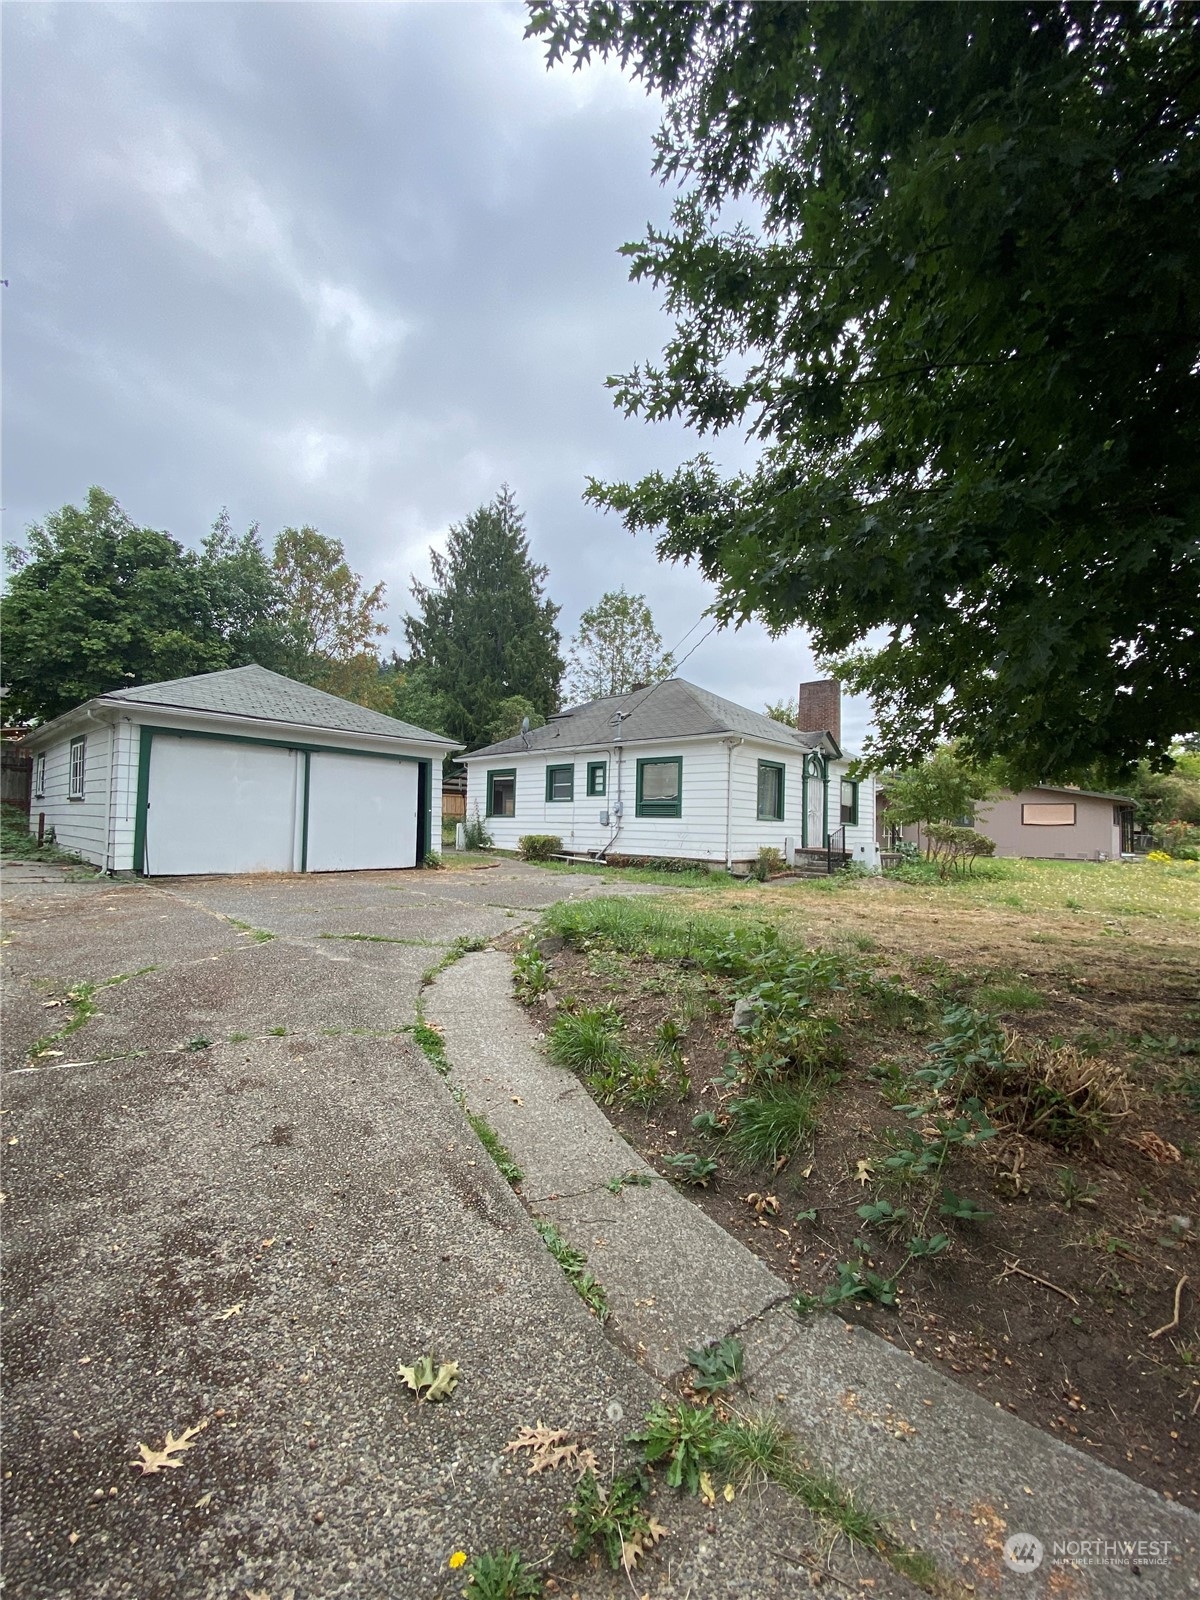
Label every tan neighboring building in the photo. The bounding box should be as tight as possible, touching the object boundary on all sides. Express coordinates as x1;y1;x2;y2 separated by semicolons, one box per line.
879;784;1136;861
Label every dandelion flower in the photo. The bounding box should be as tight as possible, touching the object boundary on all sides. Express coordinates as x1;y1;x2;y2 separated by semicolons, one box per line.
448;1550;467;1570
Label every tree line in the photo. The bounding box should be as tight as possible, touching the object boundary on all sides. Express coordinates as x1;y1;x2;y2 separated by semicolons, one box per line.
0;485;675;750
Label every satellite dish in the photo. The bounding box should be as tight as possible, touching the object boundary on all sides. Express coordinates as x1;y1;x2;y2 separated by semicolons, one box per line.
520;716;531;734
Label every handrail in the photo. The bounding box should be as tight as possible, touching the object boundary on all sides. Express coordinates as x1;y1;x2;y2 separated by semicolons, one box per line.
827;824;847;873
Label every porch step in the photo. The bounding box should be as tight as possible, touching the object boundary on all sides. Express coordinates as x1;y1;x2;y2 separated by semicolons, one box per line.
791;847;851;877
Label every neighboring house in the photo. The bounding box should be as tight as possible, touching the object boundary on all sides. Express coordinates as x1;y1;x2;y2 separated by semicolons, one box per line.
878;784;1136;862
460;678;879;872
22;665;458;876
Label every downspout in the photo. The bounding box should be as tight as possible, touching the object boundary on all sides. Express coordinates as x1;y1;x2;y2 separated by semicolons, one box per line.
723;737;743;871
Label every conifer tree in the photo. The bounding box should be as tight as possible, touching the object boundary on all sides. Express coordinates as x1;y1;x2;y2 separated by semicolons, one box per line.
403;487;563;747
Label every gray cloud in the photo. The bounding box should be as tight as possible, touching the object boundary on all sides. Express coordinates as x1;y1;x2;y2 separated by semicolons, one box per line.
2;1;872;748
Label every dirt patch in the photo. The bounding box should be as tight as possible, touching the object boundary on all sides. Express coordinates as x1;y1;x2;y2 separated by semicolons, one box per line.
525;894;1200;1509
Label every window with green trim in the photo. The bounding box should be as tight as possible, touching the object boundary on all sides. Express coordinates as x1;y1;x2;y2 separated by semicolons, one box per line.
586;760;607;797
545;764;574;802
840;778;859;827
486;768;516;817
757;760;785;821
636;756;682;818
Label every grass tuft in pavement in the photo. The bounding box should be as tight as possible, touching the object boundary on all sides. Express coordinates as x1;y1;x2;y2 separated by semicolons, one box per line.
534;1219;608;1320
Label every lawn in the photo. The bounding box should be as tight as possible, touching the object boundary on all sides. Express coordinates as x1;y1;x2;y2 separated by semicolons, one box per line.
513;856;1199;1509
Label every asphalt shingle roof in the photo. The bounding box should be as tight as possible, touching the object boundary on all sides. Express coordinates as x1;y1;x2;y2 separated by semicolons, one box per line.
98;665;458;746
465;678;830;760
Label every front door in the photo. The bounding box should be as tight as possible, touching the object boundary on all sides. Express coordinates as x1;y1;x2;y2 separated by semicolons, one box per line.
804;754;826;847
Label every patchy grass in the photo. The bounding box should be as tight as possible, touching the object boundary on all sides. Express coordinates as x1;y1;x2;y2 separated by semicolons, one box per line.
1;805;97;869
465;1109;524;1187
420;934;489;986
226;917;275;943
522;880;1200;1507
534;1219;608;1320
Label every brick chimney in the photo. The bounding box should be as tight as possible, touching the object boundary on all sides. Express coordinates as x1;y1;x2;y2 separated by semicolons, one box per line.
797;679;840;743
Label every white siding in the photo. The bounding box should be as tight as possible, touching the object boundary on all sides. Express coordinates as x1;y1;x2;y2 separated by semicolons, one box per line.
465;739;880;870
27;724;115;868
109;719;141;871
466;739;736;863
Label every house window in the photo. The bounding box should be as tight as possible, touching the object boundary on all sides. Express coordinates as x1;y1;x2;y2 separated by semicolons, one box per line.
840;778;859;827
586;760;607;798
486;768;516;817
636;756;682;818
33;752;46;799
68;736;86;800
757;761;785;821
545;764;574;802
1022;802;1076;826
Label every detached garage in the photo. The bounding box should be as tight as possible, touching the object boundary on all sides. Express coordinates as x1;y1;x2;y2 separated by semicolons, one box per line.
21;665;458;876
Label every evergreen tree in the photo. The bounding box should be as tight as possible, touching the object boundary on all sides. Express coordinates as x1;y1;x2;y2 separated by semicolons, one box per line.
403;487;563;748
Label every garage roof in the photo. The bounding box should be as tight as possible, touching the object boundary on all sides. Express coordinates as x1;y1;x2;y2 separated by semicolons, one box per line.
80;664;458;747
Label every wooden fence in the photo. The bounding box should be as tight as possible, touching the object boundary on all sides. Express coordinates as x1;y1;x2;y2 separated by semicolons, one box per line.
0;749;32;811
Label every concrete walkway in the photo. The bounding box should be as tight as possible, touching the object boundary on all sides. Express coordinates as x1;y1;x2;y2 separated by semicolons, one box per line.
427;950;1200;1600
1;862;910;1599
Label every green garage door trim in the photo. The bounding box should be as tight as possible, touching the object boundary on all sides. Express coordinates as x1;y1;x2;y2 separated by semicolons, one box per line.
132;723;427;876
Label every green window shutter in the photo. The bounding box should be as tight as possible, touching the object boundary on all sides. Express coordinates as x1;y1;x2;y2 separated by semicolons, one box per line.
586;760;607;797
757;760;785;821
486;768;516;817
635;756;682;818
545;764;574;802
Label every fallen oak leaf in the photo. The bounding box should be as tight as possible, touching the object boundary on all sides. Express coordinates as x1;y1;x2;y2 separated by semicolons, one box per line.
398;1354;459;1402
504;1423;598;1479
130;1418;209;1475
853;1159;875;1187
621;1516;667;1573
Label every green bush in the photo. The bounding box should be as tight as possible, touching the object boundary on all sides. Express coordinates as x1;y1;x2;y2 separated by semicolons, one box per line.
518;834;562;862
461;805;493;851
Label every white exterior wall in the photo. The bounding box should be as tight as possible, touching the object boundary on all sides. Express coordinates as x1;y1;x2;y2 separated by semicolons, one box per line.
465;738;881;869
29;710;440;874
28;722;115;868
467;738;735;863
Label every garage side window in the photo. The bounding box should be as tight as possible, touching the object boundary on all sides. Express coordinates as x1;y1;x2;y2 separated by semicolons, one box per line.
586;760;607;797
68;736;86;800
33;752;46;799
1022;802;1076;826
636;756;682;818
486;768;516;818
757;761;785;821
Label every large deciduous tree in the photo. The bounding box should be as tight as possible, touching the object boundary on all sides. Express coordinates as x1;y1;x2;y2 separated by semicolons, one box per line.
403;487;563;748
565;587;674;702
0;488;281;723
529;1;1200;779
272;525;391;709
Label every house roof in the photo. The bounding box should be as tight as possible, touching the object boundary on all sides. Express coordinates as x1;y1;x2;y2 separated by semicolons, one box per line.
26;665;459;749
463;678;836;761
1019;783;1136;806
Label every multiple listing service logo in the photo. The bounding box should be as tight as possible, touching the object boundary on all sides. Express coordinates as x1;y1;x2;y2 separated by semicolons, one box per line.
1003;1534;1045;1574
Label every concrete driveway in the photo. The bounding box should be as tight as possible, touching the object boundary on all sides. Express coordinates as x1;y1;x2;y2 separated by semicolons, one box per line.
2;863;694;1600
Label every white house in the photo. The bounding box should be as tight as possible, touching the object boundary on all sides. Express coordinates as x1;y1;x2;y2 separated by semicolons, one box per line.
460;678;879;872
22;665;458;876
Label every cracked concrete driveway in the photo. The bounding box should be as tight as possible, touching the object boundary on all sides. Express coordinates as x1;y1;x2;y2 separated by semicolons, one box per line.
2;862;723;1600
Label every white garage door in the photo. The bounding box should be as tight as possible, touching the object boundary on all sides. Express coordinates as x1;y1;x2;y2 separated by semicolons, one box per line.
305;752;418;871
146;736;299;876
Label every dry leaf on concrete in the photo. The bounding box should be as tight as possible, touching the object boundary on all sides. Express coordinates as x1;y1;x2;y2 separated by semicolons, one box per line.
130;1419;209;1475
504;1423;598;1479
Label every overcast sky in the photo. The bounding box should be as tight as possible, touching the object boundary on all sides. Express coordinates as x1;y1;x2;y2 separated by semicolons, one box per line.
3;0;871;747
